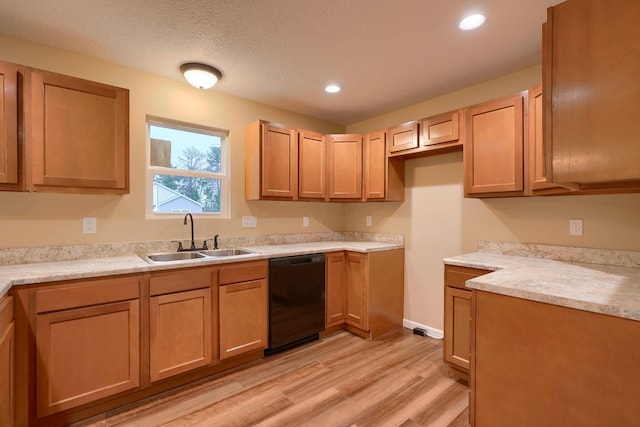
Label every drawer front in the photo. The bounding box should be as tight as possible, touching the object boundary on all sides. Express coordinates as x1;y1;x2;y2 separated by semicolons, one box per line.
35;276;140;314
444;264;491;290
219;260;268;285
149;268;214;296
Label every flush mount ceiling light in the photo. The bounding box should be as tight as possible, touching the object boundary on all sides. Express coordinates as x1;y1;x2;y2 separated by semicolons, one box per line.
459;14;486;31
325;84;341;94
180;63;222;89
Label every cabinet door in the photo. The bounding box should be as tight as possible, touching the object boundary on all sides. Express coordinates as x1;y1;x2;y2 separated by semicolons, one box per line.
261;122;298;198
0;296;14;427
149;288;212;382
26;68;129;194
527;83;567;195
36;300;139;417
345;252;368;330
328;134;362;199
298;130;326;199
325;252;346;327
546;0;640;188
219;279;268;360
0;61;19;190
464;93;525;196
387;121;418;154
420;110;460;147
363;131;386;200
444;286;471;371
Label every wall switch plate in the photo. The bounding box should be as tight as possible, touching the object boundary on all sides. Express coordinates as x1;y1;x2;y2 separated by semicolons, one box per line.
242;216;257;228
569;219;583;236
302;216;309;227
366;215;372;227
82;217;97;234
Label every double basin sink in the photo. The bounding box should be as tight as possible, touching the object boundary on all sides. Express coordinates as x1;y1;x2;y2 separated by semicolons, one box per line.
142;248;255;264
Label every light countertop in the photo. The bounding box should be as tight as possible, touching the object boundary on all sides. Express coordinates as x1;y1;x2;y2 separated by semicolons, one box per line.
0;241;403;298
444;252;640;322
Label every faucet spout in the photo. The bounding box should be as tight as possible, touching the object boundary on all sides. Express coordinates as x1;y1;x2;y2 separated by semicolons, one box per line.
183;213;196;250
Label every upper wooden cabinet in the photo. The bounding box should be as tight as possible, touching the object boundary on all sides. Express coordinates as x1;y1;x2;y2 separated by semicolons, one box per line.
245;120;298;200
328;134;363;199
421;110;460;147
464;92;526;197
245;121;404;202
363;131;386;200
0;61;20;191
545;0;640;191
387;121;419;154
298;129;326;199
527;83;568;196
25;68;129;194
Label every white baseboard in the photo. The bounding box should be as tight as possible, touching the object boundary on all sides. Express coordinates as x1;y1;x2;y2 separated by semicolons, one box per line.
403;319;444;340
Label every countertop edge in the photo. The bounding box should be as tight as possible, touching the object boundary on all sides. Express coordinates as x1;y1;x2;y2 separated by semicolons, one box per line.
444;253;640;322
0;241;404;297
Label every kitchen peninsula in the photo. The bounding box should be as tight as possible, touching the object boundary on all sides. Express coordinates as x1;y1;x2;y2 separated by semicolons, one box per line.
444;242;640;426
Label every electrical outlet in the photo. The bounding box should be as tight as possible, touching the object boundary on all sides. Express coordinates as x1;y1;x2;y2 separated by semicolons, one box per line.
82;217;97;234
242;216;257;228
303;216;309;227
569;219;583;236
366;215;372;227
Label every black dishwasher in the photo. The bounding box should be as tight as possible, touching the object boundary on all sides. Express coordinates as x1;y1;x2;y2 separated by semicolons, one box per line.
266;253;325;355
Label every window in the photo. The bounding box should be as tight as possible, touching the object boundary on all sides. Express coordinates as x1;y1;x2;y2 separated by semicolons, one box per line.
146;117;229;218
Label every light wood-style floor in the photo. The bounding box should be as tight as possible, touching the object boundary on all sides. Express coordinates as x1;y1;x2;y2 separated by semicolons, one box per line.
78;329;469;427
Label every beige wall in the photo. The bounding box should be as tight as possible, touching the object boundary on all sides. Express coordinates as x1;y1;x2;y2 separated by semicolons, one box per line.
0;34;346;248
346;66;640;333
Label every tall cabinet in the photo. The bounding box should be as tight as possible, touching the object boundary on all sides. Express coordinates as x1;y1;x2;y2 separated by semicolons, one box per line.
545;0;640;191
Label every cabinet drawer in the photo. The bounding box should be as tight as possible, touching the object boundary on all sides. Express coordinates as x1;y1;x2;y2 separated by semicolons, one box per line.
219;260;268;285
35;276;140;313
149;268;214;296
444;264;491;290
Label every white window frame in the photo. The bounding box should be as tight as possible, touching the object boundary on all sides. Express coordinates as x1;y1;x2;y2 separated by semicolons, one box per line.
146;116;230;219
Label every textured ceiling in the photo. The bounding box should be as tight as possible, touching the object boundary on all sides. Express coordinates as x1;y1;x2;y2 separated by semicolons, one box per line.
0;0;562;125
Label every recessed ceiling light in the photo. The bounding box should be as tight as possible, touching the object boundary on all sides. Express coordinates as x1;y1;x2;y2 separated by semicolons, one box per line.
325;84;341;94
459;14;485;31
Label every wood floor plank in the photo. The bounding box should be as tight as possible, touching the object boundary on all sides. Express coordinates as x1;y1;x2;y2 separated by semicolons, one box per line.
79;329;469;427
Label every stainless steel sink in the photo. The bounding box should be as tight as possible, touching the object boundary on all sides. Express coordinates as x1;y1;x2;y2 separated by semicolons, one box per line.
142;251;206;263
199;248;254;257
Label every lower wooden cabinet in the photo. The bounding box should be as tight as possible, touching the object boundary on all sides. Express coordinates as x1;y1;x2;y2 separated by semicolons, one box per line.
149;267;215;382
443;264;490;381
346;252;368;330
33;277;141;418
218;261;268;360
326;249;404;339
0;295;14;427
471;290;640;426
325;252;347;327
